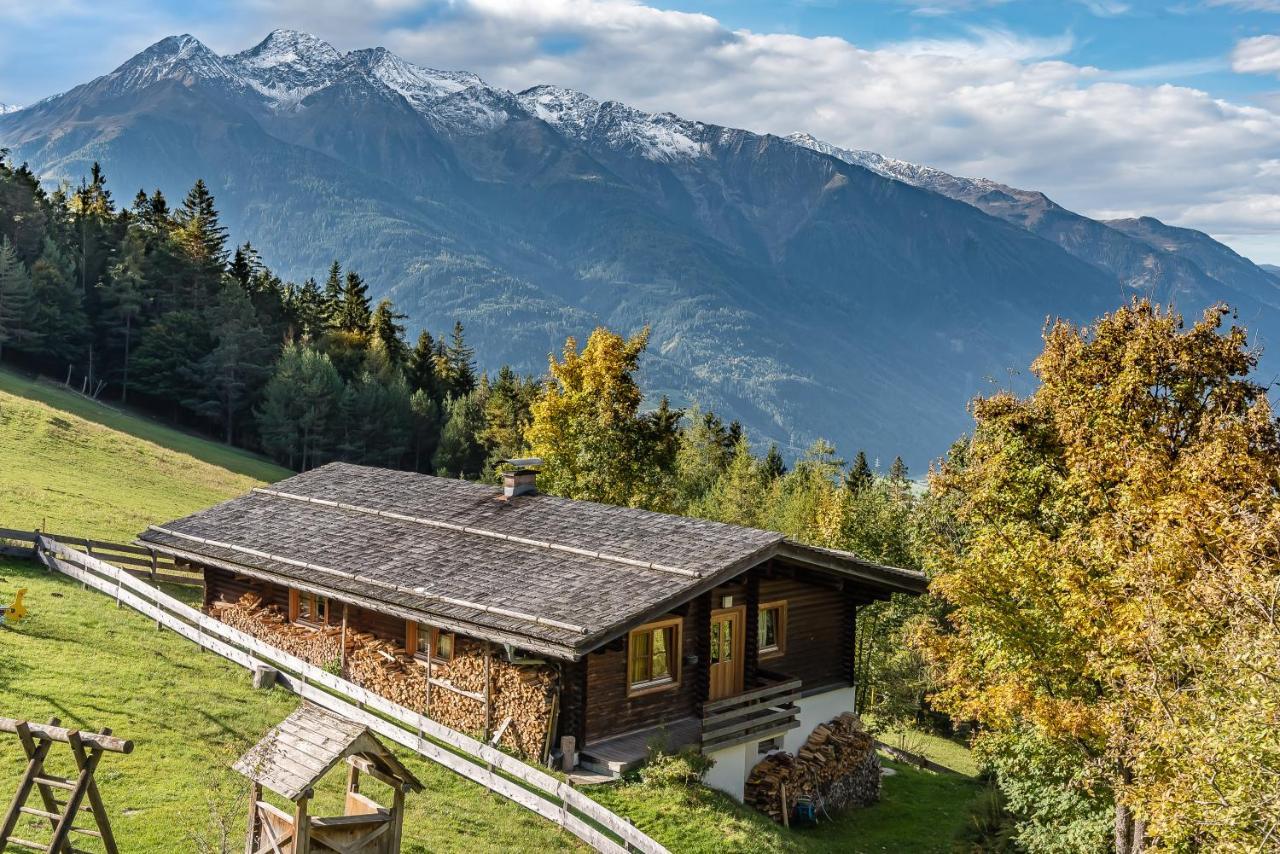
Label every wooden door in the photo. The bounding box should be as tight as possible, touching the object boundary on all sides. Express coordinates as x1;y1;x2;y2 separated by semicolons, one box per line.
708;607;745;701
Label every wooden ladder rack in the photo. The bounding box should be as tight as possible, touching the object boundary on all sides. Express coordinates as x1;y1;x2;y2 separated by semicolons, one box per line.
0;718;133;854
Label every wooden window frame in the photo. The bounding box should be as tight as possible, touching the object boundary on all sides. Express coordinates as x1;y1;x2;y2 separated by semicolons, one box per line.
626;616;683;698
289;588;329;627
406;621;456;665
757;600;788;660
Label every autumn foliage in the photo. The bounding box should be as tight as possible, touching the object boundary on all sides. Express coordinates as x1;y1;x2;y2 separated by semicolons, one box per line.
917;300;1280;851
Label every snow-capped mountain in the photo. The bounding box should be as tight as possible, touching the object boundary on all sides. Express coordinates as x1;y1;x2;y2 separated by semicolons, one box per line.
91;34;245;99
515;85;708;162
788;132;1009;203
352;47;483;112
4;29;1278;467
226;29;346;106
0;103;21;114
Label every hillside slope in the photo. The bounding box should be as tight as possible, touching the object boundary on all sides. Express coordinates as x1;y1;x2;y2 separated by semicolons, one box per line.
0;371;289;540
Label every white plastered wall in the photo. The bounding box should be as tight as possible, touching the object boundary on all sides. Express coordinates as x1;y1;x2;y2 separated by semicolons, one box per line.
702;685;858;802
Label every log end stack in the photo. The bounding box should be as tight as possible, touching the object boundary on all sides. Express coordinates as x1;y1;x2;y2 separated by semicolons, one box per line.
212;595;556;759
744;712;880;824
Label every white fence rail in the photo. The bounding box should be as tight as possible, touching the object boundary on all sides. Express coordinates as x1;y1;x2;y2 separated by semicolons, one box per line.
33;536;666;854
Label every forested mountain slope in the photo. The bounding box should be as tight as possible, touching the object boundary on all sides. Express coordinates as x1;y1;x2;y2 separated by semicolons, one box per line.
4;30;1271;467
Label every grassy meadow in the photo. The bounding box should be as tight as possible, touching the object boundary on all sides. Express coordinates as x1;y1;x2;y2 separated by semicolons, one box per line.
0;367;983;852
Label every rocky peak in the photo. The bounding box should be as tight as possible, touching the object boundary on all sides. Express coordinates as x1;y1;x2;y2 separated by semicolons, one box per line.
106;34;239;93
226;29;346;104
350;47;485;113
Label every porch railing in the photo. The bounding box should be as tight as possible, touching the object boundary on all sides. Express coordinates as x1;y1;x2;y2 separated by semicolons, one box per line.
700;674;802;752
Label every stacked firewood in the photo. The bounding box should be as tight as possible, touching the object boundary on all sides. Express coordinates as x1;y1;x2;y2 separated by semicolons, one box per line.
744;713;880;823
212;594;556;758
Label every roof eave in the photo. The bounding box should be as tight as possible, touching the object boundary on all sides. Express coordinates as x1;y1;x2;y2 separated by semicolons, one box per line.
140;539;584;661
774;541;928;595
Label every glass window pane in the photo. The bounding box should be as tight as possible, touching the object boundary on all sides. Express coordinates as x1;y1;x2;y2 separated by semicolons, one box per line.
416;623;431;655
631;631;652;683
759;608;777;650
722;619;733;661
437;632;454;660
652;628;672;679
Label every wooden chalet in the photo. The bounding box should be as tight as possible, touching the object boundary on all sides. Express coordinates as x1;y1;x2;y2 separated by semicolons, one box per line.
139;462;925;801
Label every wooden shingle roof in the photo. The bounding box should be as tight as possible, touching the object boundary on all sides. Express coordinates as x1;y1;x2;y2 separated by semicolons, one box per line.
140;463;925;659
234;703;422;801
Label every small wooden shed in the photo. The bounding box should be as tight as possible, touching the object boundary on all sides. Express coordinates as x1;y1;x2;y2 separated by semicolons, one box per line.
235;703;423;854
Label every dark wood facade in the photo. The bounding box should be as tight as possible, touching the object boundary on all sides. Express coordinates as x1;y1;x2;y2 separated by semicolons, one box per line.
576;561;862;745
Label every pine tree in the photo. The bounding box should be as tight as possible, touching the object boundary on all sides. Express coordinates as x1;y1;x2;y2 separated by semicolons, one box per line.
408;330;440;400
845;450;873;493
479;365;538;471
0;237;36;360
322;260;343;324
763;443;787;479
171;178;227;307
409;388;442;472
336;271;372;333
256;343;345;470
433;390;486;477
188;284;274;444
28;237;85;364
102;234;147;401
369;299;408;365
442;321;476;397
292;277;328;339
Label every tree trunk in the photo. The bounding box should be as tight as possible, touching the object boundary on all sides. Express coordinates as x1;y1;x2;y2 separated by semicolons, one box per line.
1114;764;1145;854
121;317;130;403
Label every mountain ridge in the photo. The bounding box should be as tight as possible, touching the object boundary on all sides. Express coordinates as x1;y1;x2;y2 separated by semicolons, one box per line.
3;29;1273;468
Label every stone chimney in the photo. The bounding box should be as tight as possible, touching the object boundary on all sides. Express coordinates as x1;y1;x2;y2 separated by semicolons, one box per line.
501;458;543;498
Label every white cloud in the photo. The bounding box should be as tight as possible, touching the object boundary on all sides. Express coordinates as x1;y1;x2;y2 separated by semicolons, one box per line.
1233;34;1280;74
1077;0;1131;16
1208;0;1280;10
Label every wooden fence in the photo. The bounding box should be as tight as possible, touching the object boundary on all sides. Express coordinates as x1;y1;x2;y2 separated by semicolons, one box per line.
29;535;667;854
0;527;202;587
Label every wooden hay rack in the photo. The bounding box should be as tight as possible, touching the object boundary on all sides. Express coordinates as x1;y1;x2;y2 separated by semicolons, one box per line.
0;718;132;854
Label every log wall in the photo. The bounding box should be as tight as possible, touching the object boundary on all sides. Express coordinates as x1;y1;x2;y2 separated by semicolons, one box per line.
757;573;851;690
583;599;703;743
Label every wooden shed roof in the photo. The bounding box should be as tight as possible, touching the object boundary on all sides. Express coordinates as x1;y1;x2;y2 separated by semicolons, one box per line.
140;463;925;659
233;703;422;801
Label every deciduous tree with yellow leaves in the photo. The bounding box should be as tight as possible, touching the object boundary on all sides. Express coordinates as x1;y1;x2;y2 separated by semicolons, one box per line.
916;300;1280;852
526;326;678;509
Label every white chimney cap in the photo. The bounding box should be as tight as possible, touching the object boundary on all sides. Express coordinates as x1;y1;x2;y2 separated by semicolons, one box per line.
503;457;544;469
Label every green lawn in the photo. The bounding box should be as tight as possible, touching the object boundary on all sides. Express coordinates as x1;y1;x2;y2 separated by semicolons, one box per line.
0;371;288;542
0;369;984;852
589;759;983;853
0;367;290;487
878;727;981;778
0;558;585;853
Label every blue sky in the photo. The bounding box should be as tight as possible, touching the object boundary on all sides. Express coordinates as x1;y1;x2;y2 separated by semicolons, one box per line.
4;0;1280;261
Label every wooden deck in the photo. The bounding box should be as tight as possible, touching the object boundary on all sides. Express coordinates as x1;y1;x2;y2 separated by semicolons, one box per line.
579;717;702;776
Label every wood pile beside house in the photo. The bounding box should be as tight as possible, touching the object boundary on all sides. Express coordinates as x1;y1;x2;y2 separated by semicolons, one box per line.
744;713;880;823
212;594;557;758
